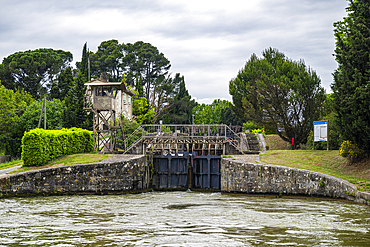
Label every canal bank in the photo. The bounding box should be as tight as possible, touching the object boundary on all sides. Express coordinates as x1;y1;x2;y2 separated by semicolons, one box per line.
0;154;369;207
0;155;150;197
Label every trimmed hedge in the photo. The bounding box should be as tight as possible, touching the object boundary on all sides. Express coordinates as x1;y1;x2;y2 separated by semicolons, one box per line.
21;128;93;166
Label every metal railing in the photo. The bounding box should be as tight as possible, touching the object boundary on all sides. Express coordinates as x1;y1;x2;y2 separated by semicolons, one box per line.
124;124;247;154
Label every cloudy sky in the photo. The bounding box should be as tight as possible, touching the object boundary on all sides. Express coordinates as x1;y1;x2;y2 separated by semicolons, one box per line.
0;0;348;103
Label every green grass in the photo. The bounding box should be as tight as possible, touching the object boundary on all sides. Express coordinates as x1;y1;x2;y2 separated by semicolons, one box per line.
260;150;370;192
8;153;108;175
0;159;23;170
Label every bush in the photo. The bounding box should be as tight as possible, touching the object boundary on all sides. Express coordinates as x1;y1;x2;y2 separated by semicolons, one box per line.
243;121;259;132
21;128;93;166
339;140;363;163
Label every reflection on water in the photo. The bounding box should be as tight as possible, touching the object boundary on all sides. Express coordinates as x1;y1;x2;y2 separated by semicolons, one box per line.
0;192;369;246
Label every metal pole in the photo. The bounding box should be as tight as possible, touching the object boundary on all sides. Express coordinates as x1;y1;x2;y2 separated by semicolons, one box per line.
38;99;44;129
327;120;329;151
88;46;91;81
44;97;46;130
313;122;315;151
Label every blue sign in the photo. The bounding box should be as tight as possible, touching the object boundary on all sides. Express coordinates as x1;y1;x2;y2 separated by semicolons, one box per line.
314;120;328;142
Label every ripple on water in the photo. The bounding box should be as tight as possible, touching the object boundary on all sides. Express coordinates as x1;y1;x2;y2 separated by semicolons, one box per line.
0;192;369;246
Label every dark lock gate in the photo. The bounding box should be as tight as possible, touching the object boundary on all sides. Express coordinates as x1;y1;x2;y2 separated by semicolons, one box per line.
152;152;221;190
152;153;189;189
192;154;221;190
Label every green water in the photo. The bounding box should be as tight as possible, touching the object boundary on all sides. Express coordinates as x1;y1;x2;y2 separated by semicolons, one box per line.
0;192;369;246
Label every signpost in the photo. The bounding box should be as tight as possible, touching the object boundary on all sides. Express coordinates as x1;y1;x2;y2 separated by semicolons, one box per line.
313;120;328;151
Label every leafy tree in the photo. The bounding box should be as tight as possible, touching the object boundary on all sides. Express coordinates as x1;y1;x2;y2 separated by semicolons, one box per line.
0;64;13;90
128;82;155;124
220;107;245;126
15;99;64;157
158;74;196;124
132;96;155;124
193;99;237;125
321;94;335;118
0;83;34;156
332;0;370;154
229;48;326;147
1;49;73;99
20;98;64;130
89;40;124;81
123;41;171;104
50;66;74;101
151;73;183;120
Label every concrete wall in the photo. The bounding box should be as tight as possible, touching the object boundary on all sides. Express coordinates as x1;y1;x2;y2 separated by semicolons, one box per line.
0;155;149;197
221;158;370;207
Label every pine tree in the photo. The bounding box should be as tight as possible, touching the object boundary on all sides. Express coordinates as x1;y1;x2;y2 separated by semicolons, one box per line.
50;67;73;101
160;75;196;124
62;73;92;129
332;0;370;154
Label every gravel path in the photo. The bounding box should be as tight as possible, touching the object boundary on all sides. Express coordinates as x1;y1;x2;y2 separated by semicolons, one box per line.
224;154;263;164
0;165;22;175
101;154;144;162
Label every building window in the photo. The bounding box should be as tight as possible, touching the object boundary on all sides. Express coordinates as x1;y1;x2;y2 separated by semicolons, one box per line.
128;96;131;105
123;93;126;103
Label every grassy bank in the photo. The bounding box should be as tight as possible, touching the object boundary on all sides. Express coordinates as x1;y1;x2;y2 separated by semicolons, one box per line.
3;153;108;175
0;159;23;170
260;150;370;192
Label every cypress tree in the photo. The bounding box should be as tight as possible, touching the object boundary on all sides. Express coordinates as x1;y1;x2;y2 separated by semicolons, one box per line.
76;42;89;82
332;0;370;154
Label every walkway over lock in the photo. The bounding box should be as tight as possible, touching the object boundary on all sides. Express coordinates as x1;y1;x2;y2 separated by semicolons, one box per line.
120;124;261;155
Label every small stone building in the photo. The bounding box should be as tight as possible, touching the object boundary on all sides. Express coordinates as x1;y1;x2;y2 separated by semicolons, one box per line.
84;74;135;152
84;74;135;120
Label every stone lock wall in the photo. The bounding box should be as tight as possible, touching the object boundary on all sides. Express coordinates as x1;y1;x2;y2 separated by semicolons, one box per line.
1;154;370;207
221;158;370;206
0;155;149;196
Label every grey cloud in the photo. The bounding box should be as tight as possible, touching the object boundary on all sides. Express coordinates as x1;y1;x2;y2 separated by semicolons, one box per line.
0;0;348;102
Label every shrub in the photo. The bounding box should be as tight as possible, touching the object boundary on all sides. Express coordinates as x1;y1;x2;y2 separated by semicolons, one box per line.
339;140;363;163
243;121;259;132
21;128;93;166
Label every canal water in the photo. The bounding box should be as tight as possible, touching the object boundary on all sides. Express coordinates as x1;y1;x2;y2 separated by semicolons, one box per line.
0;192;369;246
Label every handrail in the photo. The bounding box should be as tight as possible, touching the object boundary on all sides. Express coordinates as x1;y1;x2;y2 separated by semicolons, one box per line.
123;124;249;154
123;125;143;152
